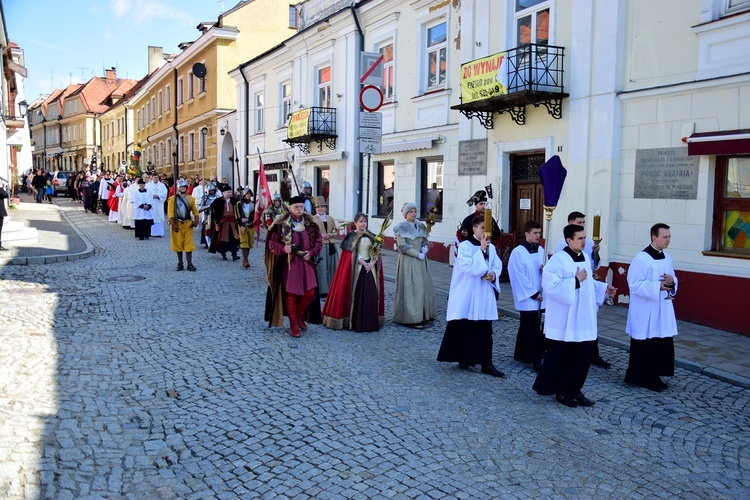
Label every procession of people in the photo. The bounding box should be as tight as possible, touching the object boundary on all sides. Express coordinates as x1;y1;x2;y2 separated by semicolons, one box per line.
35;164;680;409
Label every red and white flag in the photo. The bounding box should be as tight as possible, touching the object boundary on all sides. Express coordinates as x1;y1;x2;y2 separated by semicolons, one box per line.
253;149;272;233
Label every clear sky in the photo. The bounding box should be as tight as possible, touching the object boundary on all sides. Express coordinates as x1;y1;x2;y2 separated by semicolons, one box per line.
5;0;229;102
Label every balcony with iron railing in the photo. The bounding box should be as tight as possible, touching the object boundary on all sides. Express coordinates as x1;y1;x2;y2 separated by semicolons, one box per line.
451;44;568;128
283;106;337;154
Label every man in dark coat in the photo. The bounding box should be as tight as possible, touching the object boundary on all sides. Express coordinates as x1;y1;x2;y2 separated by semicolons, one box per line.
208;186;240;260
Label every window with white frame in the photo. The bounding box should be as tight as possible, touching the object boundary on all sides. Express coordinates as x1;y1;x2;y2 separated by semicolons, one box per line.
159;142;164;166
177;78;184;105
157;91;163;115
255;92;264;133
425;21;447;90
420;157;444;220
179;136;185;163
167;139;173;164
726;0;750;15
317;66;332;108
379;43;395;101
189;132;195;161
280;81;292;126
165;85;171;111
515;0;550;47
188;71;194;100
289;5;298;28
199;129;207;159
150;97;156;121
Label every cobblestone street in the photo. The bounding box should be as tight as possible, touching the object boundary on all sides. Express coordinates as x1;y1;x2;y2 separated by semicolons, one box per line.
1;202;749;499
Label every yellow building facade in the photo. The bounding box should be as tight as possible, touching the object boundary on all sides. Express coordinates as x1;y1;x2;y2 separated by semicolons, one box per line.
130;0;295;181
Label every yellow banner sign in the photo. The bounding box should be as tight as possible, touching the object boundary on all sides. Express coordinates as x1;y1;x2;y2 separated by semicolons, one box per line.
287;108;311;139
459;52;507;104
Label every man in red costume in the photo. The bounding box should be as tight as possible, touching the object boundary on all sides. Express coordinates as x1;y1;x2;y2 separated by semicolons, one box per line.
265;195;323;337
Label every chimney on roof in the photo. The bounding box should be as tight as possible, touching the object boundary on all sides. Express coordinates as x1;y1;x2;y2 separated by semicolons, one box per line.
105;67;117;83
148;46;164;74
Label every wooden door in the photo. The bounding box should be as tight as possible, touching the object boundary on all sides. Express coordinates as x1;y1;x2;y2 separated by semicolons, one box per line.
509;152;546;243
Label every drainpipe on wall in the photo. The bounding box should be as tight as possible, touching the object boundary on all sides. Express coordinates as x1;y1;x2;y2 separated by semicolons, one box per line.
173;68;180;181
240;67;249;188
350;2;364;212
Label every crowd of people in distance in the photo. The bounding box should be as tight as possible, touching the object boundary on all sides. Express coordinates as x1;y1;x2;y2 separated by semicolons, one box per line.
25;170;679;408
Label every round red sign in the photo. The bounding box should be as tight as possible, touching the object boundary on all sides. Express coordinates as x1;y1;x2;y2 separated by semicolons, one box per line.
359;85;384;112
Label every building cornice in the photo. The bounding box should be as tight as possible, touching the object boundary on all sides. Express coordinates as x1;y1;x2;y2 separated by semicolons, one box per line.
130;26;240;104
618;71;750;101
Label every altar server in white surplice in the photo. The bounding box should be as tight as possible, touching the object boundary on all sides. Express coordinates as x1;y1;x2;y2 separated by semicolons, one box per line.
508;220;546;371
625;223;678;392
553;210;612;370
437;215;505;378
533;224;616;408
148;173;168;237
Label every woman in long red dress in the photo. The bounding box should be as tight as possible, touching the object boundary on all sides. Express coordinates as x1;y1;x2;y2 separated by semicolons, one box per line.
322;213;384;332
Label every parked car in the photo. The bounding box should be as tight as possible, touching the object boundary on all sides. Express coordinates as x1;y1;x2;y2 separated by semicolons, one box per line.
52;171;74;196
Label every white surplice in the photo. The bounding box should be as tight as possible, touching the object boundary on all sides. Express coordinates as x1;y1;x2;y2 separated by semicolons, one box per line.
625;248;679;340
542;249;607;342
508;244;546;312
446;239;502;321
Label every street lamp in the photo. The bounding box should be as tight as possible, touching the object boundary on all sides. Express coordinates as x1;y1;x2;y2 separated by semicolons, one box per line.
201;127;208;137
18;100;28;117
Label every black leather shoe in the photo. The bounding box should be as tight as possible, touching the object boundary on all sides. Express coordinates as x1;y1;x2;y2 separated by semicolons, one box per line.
592;356;612;369
0;246;8;251
232;254;240;261
573;391;595;407
556;394;578;408
458;363;470;370
176;263;184;271
480;365;505;378
221;254;228;260
187;264;197;272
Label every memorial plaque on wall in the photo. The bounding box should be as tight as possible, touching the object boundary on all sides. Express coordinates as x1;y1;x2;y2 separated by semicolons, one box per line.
458;139;487;175
634;147;699;199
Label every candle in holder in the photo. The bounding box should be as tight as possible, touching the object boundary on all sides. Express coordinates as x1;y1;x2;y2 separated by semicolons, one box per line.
592;210;601;241
484;208;492;236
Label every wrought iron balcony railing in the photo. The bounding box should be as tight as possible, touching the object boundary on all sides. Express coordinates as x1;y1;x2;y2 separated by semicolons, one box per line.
451;43;568;128
283;106;337;154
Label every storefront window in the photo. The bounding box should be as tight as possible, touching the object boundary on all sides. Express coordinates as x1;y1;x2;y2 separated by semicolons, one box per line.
713;157;750;254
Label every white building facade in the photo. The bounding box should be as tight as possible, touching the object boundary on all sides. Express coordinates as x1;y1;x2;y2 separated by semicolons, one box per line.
233;0;750;333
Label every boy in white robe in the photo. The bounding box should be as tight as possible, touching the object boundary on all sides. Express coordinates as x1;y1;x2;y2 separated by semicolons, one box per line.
625;223;678;392
437;215;505;378
508;220;546;371
533;224;616;408
148;174;168;237
553;210;611;370
130;179;154;240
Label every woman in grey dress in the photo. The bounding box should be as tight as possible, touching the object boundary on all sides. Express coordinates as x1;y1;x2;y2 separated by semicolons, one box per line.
392;202;437;329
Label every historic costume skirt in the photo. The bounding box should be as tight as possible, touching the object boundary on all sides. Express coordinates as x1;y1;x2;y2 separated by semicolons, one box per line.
437;319;493;367
322;249;355;330
533;339;595;396
316;243;339;295
322;249;384;331
238;226;255;249
351;268;380;332
170;221;196;252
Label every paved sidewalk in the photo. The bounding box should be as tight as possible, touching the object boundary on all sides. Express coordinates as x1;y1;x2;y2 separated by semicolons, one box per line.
3;198;749;389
